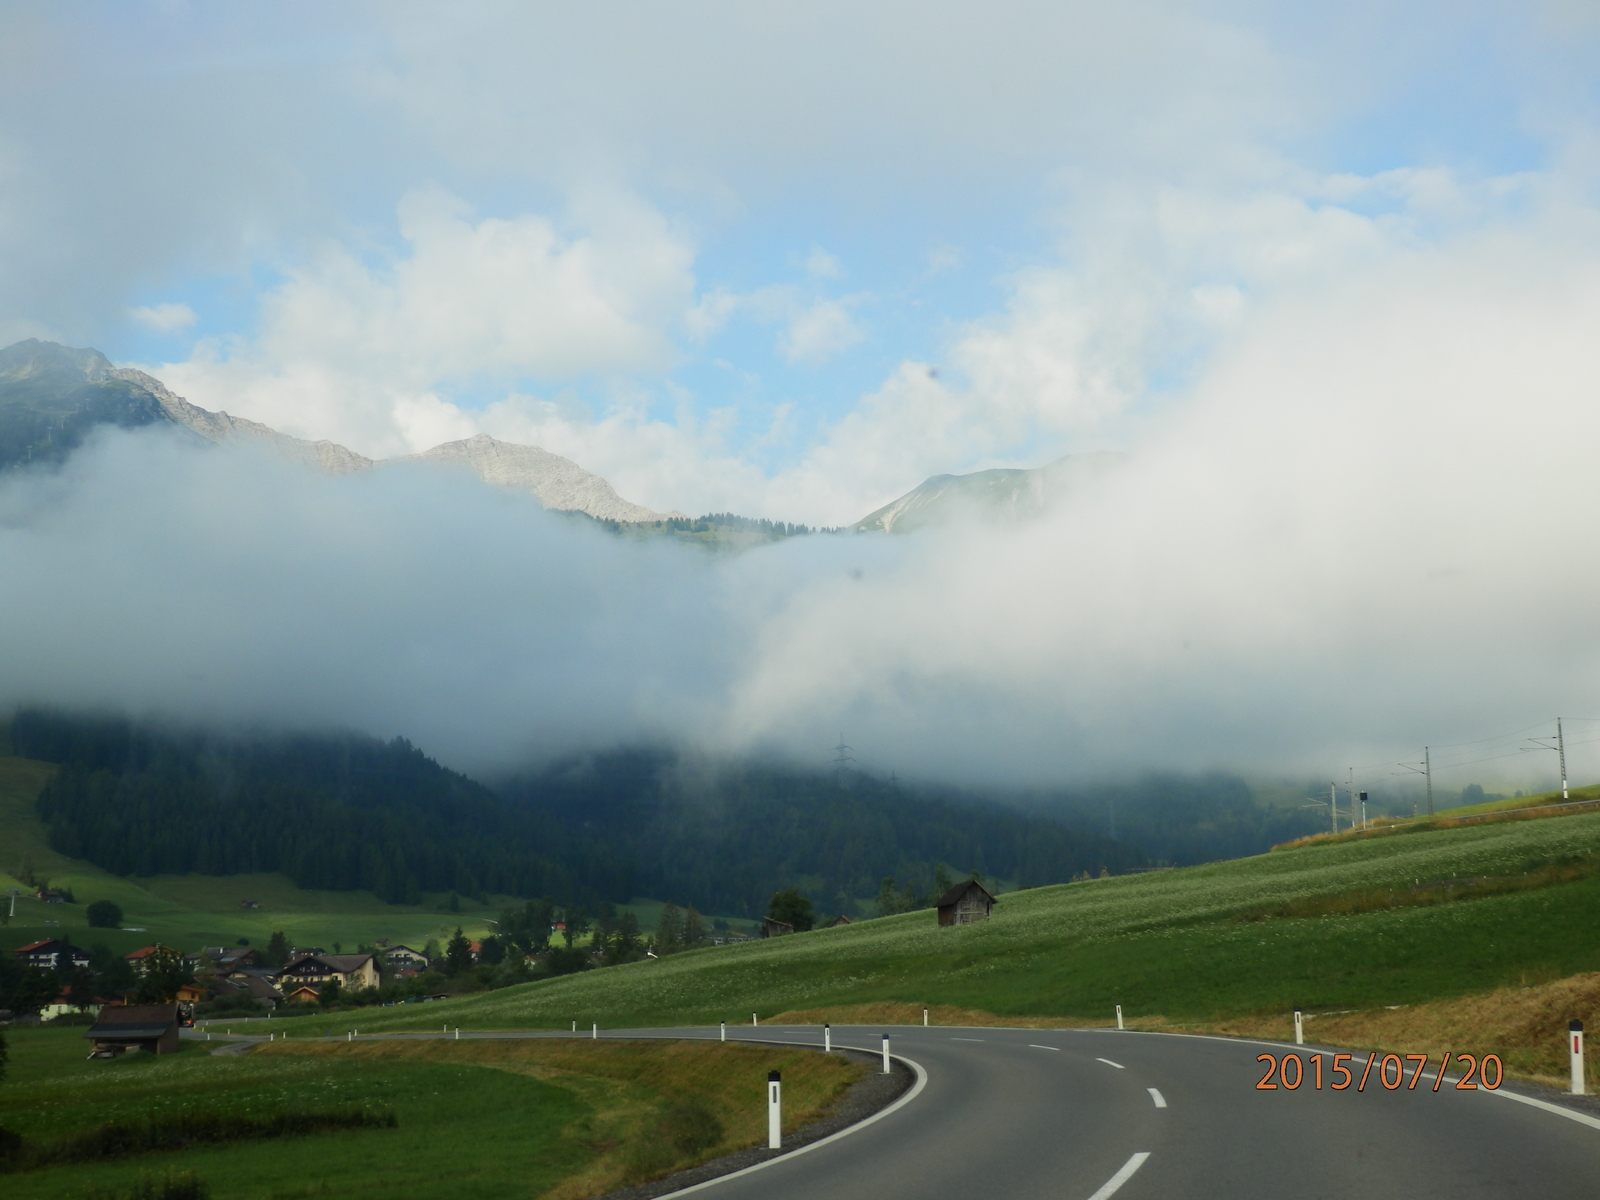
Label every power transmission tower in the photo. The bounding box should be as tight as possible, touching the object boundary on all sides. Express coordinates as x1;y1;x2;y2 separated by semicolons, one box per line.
1398;748;1434;816
832;735;855;791
1524;719;1569;800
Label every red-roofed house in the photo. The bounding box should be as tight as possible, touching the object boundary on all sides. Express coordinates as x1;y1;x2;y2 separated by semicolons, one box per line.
124;945;181;975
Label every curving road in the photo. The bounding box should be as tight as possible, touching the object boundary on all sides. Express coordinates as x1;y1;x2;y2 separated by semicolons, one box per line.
624;1024;1600;1200
186;1021;1600;1197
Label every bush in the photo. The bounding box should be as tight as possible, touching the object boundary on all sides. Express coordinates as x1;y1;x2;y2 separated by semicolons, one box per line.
86;901;123;929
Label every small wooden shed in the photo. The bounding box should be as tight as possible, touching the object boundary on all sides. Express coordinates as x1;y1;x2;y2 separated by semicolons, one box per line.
935;880;997;927
83;1004;180;1057
759;917;794;938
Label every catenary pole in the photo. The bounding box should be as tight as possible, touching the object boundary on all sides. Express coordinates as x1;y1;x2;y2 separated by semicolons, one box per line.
1559;718;1569;800
1424;747;1434;816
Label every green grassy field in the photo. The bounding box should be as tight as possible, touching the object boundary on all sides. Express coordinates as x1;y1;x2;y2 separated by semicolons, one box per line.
0;1024;859;1200
232;804;1600;1036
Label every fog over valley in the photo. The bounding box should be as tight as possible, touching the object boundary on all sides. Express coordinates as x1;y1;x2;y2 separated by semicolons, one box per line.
4;3;1600;797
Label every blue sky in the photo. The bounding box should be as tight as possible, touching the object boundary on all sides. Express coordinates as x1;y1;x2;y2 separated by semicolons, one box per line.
3;1;1598;528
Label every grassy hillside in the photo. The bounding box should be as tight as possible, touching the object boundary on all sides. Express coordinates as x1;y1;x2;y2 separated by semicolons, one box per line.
252;803;1600;1036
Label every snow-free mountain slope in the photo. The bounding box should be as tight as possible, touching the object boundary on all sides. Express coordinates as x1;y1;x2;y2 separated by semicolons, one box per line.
404;435;682;522
853;451;1126;533
0;339;672;522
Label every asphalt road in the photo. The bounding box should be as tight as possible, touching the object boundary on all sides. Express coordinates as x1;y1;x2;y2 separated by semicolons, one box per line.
630;1024;1600;1200
186;1021;1600;1197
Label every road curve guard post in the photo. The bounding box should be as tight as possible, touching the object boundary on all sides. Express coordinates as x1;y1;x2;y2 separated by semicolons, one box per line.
923;1007;928;1027
881;1034;891;1074
753;1012;759;1026
592;1023;598;1040
767;1070;782;1149
720;1021;726;1042
1294;1007;1304;1046
824;1023;831;1052
1572;1020;1585;1095
1116;1004;1123;1031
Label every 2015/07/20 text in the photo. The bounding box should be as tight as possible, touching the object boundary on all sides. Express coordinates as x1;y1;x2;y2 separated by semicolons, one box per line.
1256;1051;1504;1092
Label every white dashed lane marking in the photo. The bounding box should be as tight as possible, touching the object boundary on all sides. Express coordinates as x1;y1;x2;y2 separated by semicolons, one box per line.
1097;1057;1125;1069
1148;1088;1167;1108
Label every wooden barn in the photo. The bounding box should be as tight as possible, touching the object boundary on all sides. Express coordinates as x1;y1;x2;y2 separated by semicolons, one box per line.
759;917;794;938
935;879;997;926
83;1004;180;1057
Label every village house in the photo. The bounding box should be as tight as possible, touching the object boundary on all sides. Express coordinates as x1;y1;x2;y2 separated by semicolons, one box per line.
276;952;380;992
935;879;997;926
383;945;429;970
35;888;68;903
84;1003;181;1057
209;973;284;1009
124;944;181;975
198;946;259;972
284;984;322;1004
14;938;92;971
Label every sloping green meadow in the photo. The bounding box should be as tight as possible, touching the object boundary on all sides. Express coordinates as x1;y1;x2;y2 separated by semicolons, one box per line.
264;810;1600;1032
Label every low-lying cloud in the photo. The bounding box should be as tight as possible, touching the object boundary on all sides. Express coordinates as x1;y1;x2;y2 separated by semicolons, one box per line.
7;202;1600;794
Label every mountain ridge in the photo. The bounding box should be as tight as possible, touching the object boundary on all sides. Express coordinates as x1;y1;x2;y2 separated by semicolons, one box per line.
0;338;678;522
852;451;1126;533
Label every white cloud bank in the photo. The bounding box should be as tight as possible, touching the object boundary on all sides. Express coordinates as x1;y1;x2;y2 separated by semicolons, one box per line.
7;195;1600;790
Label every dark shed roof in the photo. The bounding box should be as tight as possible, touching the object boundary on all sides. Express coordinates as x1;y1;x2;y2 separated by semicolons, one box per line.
934;879;997;908
85;1003;178;1040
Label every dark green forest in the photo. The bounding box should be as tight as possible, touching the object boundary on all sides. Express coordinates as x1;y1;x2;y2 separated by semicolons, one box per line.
501;754;1141;916
12;710;1139;917
15;710;629;909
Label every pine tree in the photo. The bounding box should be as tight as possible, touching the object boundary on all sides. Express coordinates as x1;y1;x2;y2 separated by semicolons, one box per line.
445;928;474;976
683;905;705;948
656;903;682;954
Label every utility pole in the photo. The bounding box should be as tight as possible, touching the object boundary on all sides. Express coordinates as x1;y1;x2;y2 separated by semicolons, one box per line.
1525;721;1570;801
1397;750;1435;817
1559;718;1569;801
832;735;855;791
1329;782;1338;833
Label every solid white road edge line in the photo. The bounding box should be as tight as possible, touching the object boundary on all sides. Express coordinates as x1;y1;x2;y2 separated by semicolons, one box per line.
1086;1152;1151;1200
1029;1044;1060;1051
951;1037;985;1042
1096;1057;1125;1069
656;1054;929;1198
1147;1088;1167;1108
1479;1085;1600;1131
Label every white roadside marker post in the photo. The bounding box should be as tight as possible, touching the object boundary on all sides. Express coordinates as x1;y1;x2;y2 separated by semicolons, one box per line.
767;1071;782;1149
752;1012;758;1026
592;1023;597;1040
923;1008;928;1027
720;1021;726;1042
571;1021;576;1032
454;1027;460;1040
1115;1004;1123;1031
1294;1008;1304;1046
1572;1020;1585;1095
881;1034;891;1075
824;1023;831;1052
